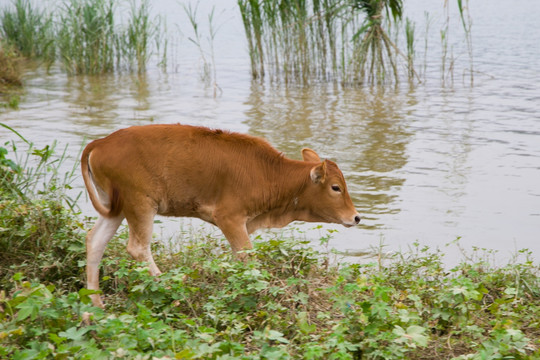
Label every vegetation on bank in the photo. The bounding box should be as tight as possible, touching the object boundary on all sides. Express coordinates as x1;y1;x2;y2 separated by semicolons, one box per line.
0;0;163;75
0;0;474;86
1;132;539;359
0;40;22;109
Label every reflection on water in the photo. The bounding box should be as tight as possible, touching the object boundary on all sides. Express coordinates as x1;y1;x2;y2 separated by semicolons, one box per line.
1;0;540;263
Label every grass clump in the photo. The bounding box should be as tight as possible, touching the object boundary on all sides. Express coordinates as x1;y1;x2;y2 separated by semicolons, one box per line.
58;0;158;75
0;0;163;75
0;0;55;63
237;0;416;86
123;0;154;74
0;125;86;291
57;0;116;75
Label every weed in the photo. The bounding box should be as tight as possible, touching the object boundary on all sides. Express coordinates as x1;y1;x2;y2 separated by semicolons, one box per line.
0;126;85;291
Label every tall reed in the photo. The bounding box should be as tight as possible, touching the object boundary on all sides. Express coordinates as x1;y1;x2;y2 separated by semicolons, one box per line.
238;0;413;86
457;0;473;85
405;17;415;80
57;0;116;75
349;0;402;85
183;2;211;83
182;2;222;95
0;0;164;75
440;0;464;86
0;0;55;62
123;0;154;74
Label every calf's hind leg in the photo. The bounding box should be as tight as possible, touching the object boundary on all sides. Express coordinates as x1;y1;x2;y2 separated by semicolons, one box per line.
86;215;124;308
125;211;162;277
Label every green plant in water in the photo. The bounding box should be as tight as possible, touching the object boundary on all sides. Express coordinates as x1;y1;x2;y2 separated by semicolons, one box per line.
405;17;415;80
457;0;473;85
238;0;419;86
123;0;154;74
0;0;55;62
238;0;341;84
57;0;116;75
349;0;410;85
56;0;163;75
182;2;221;96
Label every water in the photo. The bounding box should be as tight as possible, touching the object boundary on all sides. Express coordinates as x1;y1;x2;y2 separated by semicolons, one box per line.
1;0;539;264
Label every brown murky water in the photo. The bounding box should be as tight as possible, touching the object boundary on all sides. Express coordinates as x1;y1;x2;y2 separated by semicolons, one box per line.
1;0;539;263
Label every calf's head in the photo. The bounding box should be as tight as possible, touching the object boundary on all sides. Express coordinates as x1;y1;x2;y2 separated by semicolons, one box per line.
301;148;361;227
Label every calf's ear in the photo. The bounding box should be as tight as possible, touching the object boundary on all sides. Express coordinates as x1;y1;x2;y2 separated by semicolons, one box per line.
302;148;321;162
310;160;327;184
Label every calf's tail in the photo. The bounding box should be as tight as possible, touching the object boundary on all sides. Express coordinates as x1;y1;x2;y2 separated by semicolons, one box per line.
81;144;123;217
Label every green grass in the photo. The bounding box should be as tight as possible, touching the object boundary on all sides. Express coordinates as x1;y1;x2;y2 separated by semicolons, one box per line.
0;127;85;290
0;132;539;359
57;0;116;75
0;0;55;62
0;0;163;75
123;0;154;74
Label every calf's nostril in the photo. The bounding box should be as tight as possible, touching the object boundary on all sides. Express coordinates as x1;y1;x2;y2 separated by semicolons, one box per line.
354;215;361;224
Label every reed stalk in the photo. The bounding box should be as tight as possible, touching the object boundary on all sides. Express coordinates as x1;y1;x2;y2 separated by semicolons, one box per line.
457;0;473;85
182;2;211;84
124;0;154;74
422;11;431;81
405;17;415;80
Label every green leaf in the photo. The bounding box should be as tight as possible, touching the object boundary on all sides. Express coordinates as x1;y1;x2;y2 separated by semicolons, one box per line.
393;325;428;347
78;288;101;305
58;327;90;341
297;312;316;334
13;273;24;281
16;298;39;321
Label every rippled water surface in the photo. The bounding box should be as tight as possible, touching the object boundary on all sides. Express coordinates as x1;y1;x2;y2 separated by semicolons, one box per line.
1;0;539;263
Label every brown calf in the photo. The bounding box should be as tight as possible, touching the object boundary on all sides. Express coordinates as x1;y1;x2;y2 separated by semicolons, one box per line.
81;124;360;307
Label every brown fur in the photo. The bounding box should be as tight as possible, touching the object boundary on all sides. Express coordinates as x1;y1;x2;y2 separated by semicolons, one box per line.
81;124;360;307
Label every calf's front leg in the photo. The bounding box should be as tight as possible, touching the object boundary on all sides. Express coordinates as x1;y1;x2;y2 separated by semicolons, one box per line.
214;214;253;259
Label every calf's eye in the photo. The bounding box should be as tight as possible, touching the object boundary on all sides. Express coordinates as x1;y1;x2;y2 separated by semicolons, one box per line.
331;185;341;192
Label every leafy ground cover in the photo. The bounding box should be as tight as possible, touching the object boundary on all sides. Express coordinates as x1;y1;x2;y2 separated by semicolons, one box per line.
1;139;539;359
